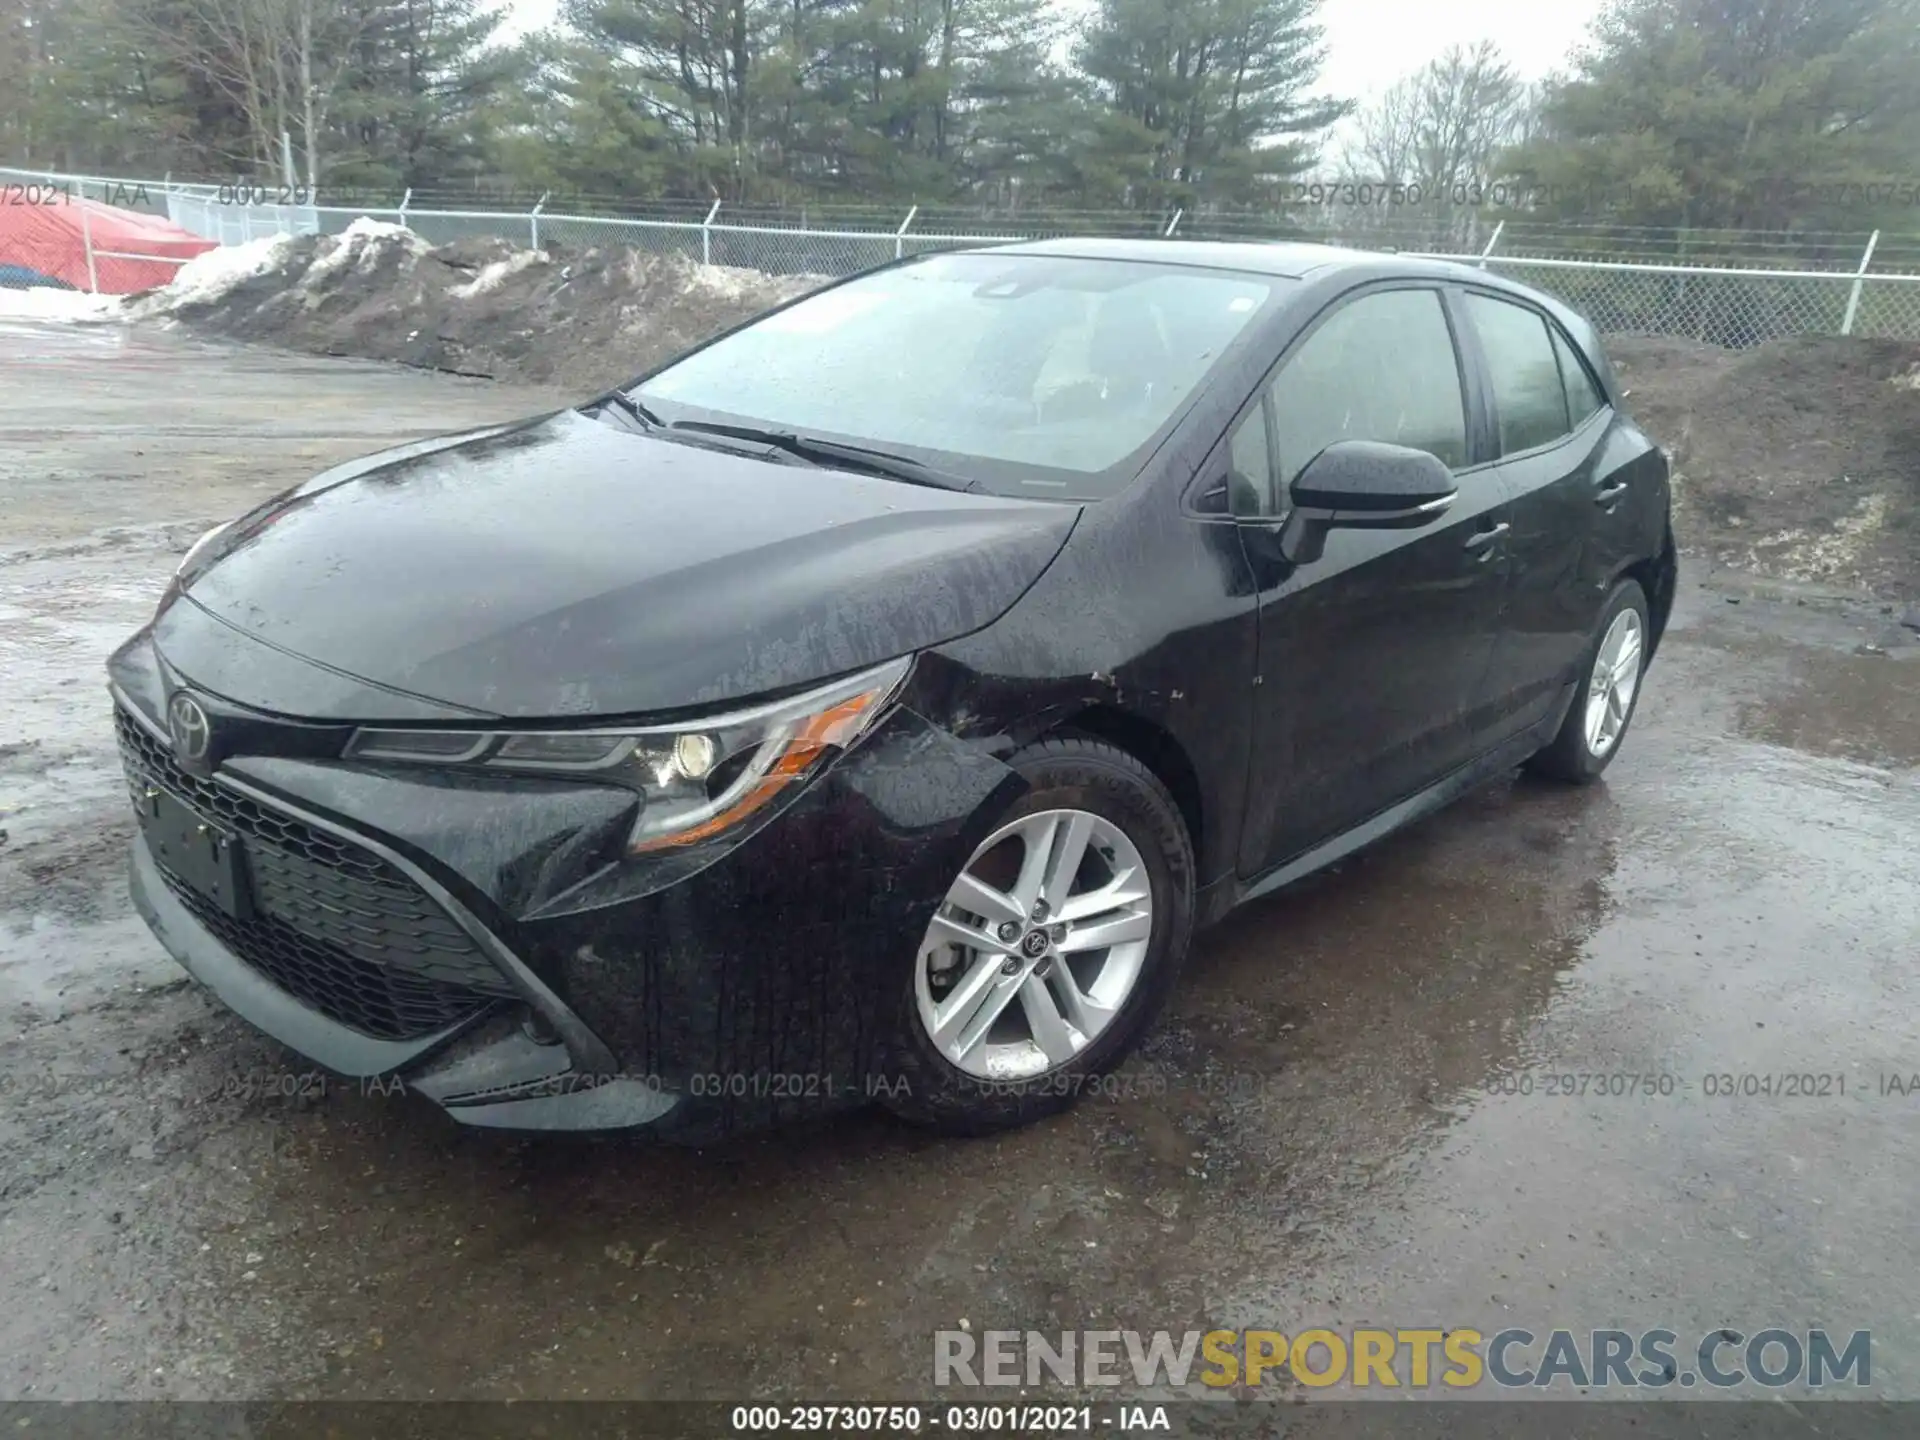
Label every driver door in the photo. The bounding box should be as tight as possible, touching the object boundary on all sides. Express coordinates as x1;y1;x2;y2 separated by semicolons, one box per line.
1229;284;1514;878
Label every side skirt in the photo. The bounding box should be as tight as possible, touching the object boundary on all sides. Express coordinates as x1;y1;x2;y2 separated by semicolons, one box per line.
1227;716;1562;915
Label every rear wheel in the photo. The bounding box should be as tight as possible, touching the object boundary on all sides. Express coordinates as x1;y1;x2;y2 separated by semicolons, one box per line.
879;737;1194;1134
1527;578;1650;783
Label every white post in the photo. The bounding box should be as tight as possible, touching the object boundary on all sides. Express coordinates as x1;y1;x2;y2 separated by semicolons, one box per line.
1164;208;1183;237
398;187;412;234
1840;230;1880;336
79;198;99;293
895;204;918;259
281;130;297;191
1477;219;1504;268
531;193;548;249
702;198;721;265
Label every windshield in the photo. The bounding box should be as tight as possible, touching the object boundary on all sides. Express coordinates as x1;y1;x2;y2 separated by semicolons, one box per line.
632;253;1286;499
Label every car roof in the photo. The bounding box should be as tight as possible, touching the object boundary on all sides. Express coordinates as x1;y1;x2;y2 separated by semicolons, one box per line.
968;235;1619;400
977;235;1482;282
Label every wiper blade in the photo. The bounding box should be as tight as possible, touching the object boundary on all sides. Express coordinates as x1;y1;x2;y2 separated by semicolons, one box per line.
669;421;980;492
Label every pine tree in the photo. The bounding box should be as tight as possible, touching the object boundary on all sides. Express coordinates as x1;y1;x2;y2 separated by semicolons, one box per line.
329;0;521;190
1508;0;1920;231
1075;0;1347;209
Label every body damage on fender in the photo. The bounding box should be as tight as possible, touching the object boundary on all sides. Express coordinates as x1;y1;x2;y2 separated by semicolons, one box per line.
113;651;1028;1139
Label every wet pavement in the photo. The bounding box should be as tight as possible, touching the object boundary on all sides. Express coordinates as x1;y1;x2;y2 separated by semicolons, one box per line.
2;320;1918;1403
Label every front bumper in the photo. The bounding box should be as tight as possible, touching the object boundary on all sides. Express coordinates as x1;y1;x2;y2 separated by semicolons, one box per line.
114;658;1022;1138
129;831;678;1130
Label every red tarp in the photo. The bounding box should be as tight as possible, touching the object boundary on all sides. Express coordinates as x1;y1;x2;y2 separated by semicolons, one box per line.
0;195;217;294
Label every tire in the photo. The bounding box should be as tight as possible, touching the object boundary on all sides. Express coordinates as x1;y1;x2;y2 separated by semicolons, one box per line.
1526;577;1651;784
879;736;1196;1135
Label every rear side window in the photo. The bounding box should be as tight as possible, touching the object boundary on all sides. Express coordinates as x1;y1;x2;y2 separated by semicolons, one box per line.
1466;293;1571;455
1553;327;1605;427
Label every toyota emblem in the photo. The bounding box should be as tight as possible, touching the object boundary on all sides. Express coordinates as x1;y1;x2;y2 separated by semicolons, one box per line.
167;692;212;765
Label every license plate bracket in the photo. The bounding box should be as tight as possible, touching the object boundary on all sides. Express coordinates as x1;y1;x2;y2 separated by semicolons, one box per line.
139;788;253;920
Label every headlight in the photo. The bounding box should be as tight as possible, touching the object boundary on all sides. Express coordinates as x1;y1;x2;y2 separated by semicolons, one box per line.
344;656;911;854
176;520;233;577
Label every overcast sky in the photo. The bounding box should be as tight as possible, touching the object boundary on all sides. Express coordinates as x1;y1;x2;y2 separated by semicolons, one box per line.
494;0;1608;143
1313;0;1603;100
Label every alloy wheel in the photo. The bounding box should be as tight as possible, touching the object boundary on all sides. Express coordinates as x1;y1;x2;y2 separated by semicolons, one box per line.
1584;607;1645;758
914;808;1154;1080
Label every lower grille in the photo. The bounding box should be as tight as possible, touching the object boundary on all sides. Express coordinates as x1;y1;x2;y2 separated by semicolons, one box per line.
158;869;500;1039
117;704;512;1042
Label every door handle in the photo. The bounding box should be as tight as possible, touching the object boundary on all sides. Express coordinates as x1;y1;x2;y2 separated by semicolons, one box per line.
1595;482;1630;507
1463;522;1509;554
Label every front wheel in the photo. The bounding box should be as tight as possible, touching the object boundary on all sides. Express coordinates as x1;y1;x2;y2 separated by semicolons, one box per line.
879;737;1195;1135
1526;577;1650;784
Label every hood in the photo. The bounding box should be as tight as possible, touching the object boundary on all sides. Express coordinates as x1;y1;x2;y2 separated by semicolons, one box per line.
157;409;1079;720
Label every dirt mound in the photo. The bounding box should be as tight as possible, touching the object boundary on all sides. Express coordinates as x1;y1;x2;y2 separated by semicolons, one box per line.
132;219;818;393
1610;334;1920;598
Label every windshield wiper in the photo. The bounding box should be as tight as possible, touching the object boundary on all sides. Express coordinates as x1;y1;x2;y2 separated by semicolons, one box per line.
669;420;980;493
592;390;665;429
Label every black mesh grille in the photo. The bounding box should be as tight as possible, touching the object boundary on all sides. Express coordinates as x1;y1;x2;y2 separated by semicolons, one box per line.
117;705;512;1041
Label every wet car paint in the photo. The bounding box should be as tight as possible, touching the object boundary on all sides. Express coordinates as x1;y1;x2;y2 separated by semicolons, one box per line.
169;408;1082;719
106;244;1678;1137
6;324;1920;1402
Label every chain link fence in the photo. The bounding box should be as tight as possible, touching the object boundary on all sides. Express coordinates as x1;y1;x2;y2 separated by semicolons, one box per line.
1476;256;1920;348
136;189;1025;276
7;163;1920;344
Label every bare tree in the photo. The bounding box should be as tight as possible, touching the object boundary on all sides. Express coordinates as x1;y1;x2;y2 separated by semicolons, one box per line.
120;0;373;186
1346;42;1529;187
1408;40;1528;196
1337;40;1532;244
1348;73;1418;185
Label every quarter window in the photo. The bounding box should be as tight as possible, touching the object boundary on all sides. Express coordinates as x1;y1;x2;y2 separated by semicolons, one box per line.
1268;289;1468;485
1225;405;1277;517
1466;293;1572;455
1553;327;1605;427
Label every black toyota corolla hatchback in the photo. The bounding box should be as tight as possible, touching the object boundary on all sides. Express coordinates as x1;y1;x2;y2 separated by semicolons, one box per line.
112;238;1675;1140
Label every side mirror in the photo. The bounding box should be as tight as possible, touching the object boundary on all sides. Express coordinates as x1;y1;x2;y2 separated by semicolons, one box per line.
1278;440;1458;564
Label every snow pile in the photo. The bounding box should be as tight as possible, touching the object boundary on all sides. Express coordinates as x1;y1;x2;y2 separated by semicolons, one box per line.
0;286;124;322
304;215;429;284
132;228;821;391
148;233;295;310
341;215;421;246
451;247;548;299
685;263;769;301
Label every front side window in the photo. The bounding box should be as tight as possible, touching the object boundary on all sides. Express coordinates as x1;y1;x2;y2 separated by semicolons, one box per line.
635;253;1284;499
1467;293;1573;456
1268;288;1469;487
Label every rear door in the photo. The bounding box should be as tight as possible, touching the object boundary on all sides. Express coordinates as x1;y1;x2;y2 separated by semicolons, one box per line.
1454;289;1608;739
1230;284;1514;877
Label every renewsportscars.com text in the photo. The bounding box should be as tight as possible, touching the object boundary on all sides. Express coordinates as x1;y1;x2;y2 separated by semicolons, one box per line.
934;1327;1871;1391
